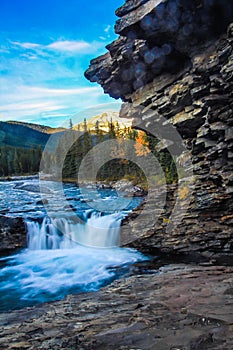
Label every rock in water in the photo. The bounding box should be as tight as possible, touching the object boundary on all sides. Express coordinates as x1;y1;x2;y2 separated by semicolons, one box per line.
0;216;27;255
85;1;233;264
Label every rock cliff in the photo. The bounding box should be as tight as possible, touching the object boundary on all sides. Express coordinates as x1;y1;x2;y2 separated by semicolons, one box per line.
85;0;233;263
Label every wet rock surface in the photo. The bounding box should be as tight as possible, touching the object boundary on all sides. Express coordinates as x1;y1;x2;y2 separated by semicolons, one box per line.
0;216;27;255
1;265;233;349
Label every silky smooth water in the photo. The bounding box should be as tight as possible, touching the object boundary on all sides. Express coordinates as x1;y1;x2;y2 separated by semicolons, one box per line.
27;213;123;249
0;245;146;311
0;179;147;312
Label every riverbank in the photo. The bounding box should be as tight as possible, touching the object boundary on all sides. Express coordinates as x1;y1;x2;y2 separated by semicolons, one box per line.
0;174;39;182
1;264;233;350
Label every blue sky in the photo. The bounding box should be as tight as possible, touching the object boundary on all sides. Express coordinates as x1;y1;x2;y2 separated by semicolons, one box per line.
0;0;123;127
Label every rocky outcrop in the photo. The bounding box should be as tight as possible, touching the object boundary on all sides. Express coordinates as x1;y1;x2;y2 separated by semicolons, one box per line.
85;1;233;99
0;216;27;255
1;265;233;349
85;1;233;263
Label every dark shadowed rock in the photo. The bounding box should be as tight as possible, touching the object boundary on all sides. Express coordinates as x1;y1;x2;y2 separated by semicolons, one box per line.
85;0;233;264
0;216;27;255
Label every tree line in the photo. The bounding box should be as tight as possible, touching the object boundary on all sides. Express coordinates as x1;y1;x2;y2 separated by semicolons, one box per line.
0;145;42;177
0;119;178;184
41;119;178;186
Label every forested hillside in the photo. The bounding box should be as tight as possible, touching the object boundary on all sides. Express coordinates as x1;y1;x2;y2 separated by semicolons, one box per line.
0;121;50;176
0;118;177;182
41;118;177;185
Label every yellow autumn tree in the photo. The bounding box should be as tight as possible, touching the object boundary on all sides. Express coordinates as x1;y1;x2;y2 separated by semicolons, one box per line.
134;131;150;156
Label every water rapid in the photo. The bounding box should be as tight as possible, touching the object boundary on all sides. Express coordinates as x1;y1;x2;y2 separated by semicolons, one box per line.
27;212;122;250
0;209;148;312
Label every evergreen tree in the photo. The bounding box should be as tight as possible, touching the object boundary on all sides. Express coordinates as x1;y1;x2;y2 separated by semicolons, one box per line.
108;118;116;139
69;119;73;129
83;118;87;132
14;149;22;175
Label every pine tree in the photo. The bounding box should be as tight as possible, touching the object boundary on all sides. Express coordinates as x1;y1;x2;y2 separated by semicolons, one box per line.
108;118;116;139
13;149;21;174
69;119;73;129
83;118;87;132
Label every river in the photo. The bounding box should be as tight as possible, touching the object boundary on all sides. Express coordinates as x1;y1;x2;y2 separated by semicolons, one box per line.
0;178;148;311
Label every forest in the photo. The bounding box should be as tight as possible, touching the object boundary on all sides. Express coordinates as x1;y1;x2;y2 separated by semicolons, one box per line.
0;145;42;177
0;118;177;185
41;119;178;186
0;119;177;184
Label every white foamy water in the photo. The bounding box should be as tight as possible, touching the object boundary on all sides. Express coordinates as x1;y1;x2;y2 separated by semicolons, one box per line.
0;180;147;312
0;244;146;311
27;212;122;249
0;212;147;311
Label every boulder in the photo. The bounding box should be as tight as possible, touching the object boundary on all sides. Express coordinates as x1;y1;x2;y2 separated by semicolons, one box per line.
0;216;27;255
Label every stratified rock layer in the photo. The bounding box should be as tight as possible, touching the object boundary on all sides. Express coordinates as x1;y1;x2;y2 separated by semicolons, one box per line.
85;1;233;263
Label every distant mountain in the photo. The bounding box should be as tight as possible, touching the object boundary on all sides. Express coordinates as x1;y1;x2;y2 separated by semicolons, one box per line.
73;111;132;132
0;121;67;150
0;112;131;151
7;121;65;134
0;122;49;149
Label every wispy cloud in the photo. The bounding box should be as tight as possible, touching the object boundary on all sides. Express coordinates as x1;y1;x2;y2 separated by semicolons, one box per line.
47;40;91;53
0;101;64;114
100;24;114;40
0;83;114;126
2;85;101;101
0;34;117;127
11;41;41;50
104;25;111;34
10;39;101;55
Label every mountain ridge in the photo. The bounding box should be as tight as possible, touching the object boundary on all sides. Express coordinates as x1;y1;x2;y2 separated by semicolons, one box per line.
73;111;132;132
0;121;50;149
6;120;65;134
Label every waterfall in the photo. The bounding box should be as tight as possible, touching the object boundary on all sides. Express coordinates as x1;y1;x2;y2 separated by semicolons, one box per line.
27;212;122;250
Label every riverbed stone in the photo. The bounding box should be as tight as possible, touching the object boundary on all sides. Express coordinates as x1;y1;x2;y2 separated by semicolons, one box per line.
1;265;233;349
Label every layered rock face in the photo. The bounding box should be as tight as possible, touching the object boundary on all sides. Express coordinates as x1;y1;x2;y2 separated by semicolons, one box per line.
85;0;233;263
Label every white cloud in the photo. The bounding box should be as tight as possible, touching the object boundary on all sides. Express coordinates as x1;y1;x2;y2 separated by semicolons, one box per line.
0;83;109;126
104;25;111;34
0;101;64;114
47;40;91;53
9;39;99;55
0;36;116;127
11;41;41;50
1;85;101;102
0;47;10;54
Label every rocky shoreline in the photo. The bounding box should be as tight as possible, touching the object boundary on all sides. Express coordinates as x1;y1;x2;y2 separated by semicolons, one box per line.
1;264;233;349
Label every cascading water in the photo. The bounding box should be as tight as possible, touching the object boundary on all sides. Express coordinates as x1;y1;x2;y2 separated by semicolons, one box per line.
0;210;148;312
27;212;122;250
0;179;148;312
